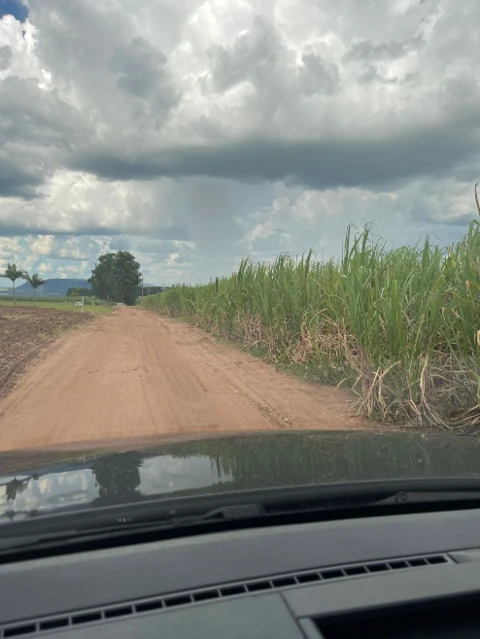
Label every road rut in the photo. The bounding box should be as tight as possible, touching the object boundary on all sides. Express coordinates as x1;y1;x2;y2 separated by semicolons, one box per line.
0;307;368;451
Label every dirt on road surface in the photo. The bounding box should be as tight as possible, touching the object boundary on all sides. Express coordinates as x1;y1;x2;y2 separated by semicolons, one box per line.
0;307;369;451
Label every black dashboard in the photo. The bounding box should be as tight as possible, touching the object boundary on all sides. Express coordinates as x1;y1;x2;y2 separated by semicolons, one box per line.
2;506;480;638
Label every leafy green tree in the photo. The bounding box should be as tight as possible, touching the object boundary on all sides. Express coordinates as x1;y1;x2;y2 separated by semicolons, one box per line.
112;251;142;305
2;263;27;303
88;253;116;301
24;273;47;303
89;251;141;305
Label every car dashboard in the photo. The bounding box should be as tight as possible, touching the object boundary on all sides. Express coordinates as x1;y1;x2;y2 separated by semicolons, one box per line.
1;506;480;638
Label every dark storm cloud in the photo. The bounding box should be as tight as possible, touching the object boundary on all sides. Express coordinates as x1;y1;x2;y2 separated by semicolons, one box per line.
3;1;478;203
0;78;86;144
108;37;178;109
0;78;87;198
1;0;480;282
71;112;480;191
0;144;50;199
0;170;41;199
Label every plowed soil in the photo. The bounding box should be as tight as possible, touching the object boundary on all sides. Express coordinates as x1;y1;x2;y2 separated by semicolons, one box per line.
0;307;369;451
0;307;93;402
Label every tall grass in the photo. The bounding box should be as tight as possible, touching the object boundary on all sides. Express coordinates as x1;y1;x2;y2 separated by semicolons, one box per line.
145;222;480;430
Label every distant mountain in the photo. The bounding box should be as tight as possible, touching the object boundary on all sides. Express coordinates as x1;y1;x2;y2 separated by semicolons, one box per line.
12;279;91;298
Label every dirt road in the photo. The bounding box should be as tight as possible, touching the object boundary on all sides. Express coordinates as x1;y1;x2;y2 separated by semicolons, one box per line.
0;308;368;451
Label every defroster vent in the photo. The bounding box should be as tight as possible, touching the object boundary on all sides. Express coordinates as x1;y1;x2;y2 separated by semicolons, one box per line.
1;553;450;637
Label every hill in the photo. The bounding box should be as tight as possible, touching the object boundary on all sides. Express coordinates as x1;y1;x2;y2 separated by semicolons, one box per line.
12;279;91;298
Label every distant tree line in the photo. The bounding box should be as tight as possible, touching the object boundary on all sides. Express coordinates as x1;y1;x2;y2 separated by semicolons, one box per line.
67;287;93;297
2;255;164;306
89;251;141;306
1;263;46;302
67;284;168;298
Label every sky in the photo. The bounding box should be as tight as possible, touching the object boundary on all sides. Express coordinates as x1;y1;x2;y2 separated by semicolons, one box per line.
0;0;479;285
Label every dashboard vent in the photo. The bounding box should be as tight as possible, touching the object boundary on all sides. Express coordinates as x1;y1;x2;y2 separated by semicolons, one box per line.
0;554;450;637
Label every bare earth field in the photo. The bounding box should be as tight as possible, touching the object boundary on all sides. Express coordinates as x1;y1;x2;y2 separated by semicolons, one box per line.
0;307;369;452
0;307;93;402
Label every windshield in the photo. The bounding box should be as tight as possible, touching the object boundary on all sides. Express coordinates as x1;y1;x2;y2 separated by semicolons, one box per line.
1;1;479;525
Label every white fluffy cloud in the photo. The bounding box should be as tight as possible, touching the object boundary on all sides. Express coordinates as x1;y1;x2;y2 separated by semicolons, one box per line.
0;0;479;284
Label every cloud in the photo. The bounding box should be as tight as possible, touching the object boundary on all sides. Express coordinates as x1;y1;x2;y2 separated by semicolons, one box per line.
0;0;479;283
207;16;289;93
71;119;480;191
107;36;179;121
343;35;424;63
240;176;479;267
0;44;12;70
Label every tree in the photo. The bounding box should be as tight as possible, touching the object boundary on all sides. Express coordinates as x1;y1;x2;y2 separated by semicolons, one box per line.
89;251;141;305
24;273;47;303
88;253;116;302
2;263;27;303
112;251;142;305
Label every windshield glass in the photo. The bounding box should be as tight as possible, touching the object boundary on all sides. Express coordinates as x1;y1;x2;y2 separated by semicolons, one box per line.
1;1;479;525
4;432;480;523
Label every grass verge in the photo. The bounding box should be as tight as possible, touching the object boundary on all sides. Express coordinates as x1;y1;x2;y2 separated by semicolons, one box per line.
0;299;114;314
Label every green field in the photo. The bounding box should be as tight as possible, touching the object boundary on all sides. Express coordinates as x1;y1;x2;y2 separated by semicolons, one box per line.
0;298;115;314
145;221;480;431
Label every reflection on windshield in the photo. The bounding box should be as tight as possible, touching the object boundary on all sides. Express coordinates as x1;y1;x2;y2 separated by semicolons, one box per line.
92;453;144;504
2;431;480;522
0;453;230;521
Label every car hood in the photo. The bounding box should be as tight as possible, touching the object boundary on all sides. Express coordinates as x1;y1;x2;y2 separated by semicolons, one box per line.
1;429;480;524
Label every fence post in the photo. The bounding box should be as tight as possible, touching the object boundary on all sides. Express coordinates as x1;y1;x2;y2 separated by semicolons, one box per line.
215;277;219;294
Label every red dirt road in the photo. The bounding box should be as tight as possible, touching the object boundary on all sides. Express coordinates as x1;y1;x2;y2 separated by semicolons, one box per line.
0;308;368;451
